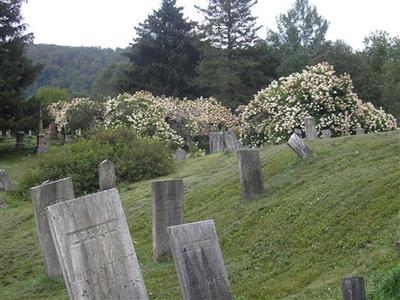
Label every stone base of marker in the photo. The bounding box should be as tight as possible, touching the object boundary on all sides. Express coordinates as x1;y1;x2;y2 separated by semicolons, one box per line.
209;132;225;153
304;116;318;140
99;159;116;191
321;129;332;139
15;131;25;149
0;169;16;192
236;149;264;200
36;134;47;153
342;276;366;300
152;179;184;261
287;133;312;159
175;148;186;161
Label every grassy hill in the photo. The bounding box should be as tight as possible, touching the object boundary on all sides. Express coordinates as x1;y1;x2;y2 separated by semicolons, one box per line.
0;131;399;299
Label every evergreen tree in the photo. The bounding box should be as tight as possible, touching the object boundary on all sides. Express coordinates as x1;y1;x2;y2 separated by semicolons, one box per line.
125;0;200;98
0;0;40;131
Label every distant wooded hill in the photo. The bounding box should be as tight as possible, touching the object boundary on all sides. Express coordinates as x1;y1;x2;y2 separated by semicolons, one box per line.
25;44;128;98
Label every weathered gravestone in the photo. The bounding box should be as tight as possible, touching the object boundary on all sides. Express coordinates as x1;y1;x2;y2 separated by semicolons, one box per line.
0;196;7;208
30;178;75;277
46;188;148;300
36;133;47;153
15;131;25;149
223;131;241;151
98;159;116;191
48;121;58;139
304;116;318;140
236;149;264;200
152;179;184;261
167;220;232;300
209;132;225;153
175;148;187;161
342;276;366;300
396;240;400;257
0;169;16;192
287;133;312;159
356;127;366;135
321;129;332;139
294;128;303;138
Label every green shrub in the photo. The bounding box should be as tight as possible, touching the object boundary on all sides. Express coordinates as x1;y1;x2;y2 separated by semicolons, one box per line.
369;265;400;300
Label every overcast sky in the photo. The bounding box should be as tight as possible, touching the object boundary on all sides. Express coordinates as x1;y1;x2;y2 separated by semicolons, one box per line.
22;0;400;50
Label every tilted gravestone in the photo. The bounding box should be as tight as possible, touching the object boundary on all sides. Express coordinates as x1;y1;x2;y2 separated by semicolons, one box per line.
209;132;225;153
294;128;303;138
30;178;75;277
98;159;116;191
236;150;264;200
304;116;318;140
0;169;16;192
46;188;148;300
175;148;187;161
287;133;312;159
167;220;232;300
321;129;332;139
342;276;366;300
152;179;184;261
15;131;25;149
356;127;366;135
223;131;241;151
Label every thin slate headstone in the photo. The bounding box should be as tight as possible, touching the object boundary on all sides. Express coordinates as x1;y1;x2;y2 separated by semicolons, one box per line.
209;132;225;153
236;149;264;200
152;179;184;261
30;178;75;277
98;159;116;191
223;131;241;151
304;116;318;140
321;129;332;139
342;276;366;300
356;127;366;135
15;131;25;149
0;169;16;192
46;188;148;300
287;133;312;159
167;220;232;300
294;128;303;138
175;148;187;161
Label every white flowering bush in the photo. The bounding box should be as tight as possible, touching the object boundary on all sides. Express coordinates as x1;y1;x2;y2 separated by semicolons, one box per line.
239;62;397;146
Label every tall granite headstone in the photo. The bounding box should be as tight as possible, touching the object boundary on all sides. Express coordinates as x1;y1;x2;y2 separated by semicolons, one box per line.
304;116;318;140
15;131;25;149
342;276;366;300
167;220;232;300
223;131;241;151
236;149;264;200
287;133;312;159
30;178;75;277
46;188;148;300
175;148;187;161
209;132;225;153
152;179;184;261
0;169;15;192
98;159;116;191
321;129;332;139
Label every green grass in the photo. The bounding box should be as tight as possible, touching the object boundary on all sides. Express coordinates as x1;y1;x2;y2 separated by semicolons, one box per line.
0;131;399;299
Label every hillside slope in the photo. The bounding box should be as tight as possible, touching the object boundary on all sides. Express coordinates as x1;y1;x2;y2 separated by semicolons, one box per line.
0;131;399;299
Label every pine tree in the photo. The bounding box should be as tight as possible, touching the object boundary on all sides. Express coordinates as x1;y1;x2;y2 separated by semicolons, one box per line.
0;0;41;131
125;0;200;98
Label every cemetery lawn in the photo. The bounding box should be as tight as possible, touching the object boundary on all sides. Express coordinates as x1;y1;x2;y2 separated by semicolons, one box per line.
0;131;399;299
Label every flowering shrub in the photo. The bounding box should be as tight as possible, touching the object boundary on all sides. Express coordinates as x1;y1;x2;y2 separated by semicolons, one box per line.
239;62;397;146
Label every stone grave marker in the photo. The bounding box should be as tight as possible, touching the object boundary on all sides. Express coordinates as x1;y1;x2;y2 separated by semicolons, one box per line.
152;179;184;261
396;240;400;256
98;159;116;191
236;149;264;200
0;196;7;208
167;220;232;300
342;276;366;300
15;131;25;149
209;132;225;153
46;188;148;300
321;129;332;139
356;127;366;135
48;122;58;139
175;148;187;161
36;133;47;153
224;131;241;151
287;133;312;159
0;169;16;192
28;129;32;137
294;128;302;138
30;178;75;277
304;116;318;140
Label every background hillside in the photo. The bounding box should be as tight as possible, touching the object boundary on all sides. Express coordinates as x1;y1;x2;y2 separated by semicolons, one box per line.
0;131;399;299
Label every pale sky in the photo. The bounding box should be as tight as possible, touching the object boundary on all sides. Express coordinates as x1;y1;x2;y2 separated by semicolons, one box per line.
22;0;400;50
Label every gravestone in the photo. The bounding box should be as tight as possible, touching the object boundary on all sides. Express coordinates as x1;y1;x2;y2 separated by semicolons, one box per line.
30;178;75;277
342;276;366;300
28;129;32;137
287;133;312;159
36;133;47;153
304;116;318;140
98;159;116;191
152;179;184;261
175;148;187;161
396;240;400;256
321;129;332;139
0;197;7;208
356;127;365;135
65;135;72;143
236;149;264;200
223;131;241;151
6;130;11;138
48;122;58;139
46;188;148;300
0;169;16;192
209;132;225;153
15;131;25;149
294;128;302;138
167;220;232;300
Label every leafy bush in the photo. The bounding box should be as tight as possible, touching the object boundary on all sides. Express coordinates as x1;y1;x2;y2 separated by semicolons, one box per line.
369;265;400;300
239;62;397;146
18;128;174;199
